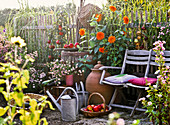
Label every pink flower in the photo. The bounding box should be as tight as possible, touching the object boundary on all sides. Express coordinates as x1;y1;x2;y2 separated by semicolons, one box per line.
162;46;165;51
155;58;159;61
148;101;152;106
157;75;162;79
162;80;166;84
116;118;125;125
166;66;170;69
147;82;151;85
160;51;164;55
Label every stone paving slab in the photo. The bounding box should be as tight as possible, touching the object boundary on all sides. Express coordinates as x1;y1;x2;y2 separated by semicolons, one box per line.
41;108;153;125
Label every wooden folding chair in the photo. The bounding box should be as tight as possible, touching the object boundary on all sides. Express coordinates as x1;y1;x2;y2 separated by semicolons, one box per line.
127;50;170;116
99;49;152;116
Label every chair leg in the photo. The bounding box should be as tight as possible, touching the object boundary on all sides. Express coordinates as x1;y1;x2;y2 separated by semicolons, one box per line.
119;88;127;104
109;87;119;105
130;89;143;117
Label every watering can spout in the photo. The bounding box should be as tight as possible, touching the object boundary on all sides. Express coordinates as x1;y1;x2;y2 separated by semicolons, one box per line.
46;90;62;112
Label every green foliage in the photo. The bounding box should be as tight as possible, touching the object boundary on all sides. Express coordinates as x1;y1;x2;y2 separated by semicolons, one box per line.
87;3;130;67
0;36;54;125
140;41;170;124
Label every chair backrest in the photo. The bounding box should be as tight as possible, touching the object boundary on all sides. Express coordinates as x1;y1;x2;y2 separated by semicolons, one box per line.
150;50;170;66
120;49;152;77
148;50;170;77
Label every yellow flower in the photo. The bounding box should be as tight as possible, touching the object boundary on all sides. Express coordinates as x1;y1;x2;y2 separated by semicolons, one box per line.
11;36;26;48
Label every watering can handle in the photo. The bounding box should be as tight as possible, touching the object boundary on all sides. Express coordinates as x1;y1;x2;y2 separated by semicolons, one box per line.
80;81;86;106
75;81;87;106
56;87;79;114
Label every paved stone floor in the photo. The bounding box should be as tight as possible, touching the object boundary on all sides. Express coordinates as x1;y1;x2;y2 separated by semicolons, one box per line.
40;108;153;125
0;93;153;125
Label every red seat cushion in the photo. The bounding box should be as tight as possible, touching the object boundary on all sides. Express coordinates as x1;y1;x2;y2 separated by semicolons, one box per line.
128;77;157;86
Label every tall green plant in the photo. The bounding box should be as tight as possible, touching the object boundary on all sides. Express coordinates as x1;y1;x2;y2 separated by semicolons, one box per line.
0;36;54;125
83;3;130;67
140;41;170;125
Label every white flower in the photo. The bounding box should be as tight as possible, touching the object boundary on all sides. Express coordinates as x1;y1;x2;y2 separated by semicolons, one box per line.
108;113;115;119
158;94;162;97
146;95;150;98
148;101;152;106
116;118;125;125
139;97;145;101
133;120;137;124
153;85;157;88
145;87;149;90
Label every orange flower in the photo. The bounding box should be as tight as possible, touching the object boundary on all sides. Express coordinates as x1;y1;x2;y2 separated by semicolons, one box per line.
108;36;116;43
95;14;102;22
79;28;85;36
109;6;116;12
96;32;105;40
99;47;105;53
123;16;129;24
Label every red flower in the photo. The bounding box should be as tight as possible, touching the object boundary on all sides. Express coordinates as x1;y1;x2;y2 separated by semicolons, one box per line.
99;47;105;53
123;16;129;24
59;32;64;35
59;25;62;31
96;32;105;40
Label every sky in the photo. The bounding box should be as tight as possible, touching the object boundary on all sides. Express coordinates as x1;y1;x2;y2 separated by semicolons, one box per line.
0;0;107;10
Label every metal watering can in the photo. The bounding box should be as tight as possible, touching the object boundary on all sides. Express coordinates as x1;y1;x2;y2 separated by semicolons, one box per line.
46;87;79;121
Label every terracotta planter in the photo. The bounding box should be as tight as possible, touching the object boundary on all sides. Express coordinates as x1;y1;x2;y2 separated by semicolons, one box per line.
65;74;74;86
85;61;114;105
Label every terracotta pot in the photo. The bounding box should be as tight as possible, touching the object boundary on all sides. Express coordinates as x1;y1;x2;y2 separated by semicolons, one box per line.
85;61;114;104
65;74;74;86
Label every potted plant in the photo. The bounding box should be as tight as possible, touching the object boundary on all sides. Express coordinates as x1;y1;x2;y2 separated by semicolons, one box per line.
47;59;84;86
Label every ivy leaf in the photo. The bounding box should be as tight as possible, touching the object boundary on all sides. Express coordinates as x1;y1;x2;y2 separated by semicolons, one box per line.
0;106;9;116
94;46;100;54
113;57;117;62
90;41;95;48
39;118;48;125
86;64;94;69
119;46;124;51
90;33;95;36
30;99;37;112
100;25;107;32
0;79;6;84
98;54;102;59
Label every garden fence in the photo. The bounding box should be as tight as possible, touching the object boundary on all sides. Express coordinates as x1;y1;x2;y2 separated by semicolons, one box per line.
13;6;169;64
